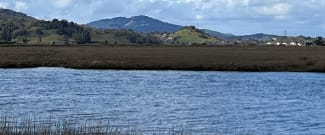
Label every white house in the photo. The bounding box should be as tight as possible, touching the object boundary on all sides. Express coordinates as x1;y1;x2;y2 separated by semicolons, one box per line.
290;42;296;46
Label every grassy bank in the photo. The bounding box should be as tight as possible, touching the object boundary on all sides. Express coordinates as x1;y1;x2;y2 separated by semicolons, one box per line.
0;45;325;72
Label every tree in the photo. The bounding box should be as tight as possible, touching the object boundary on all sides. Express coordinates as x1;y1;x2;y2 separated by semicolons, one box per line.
22;38;28;45
64;35;69;45
35;28;44;43
314;36;324;46
84;32;91;43
74;31;91;44
12;28;28;44
0;25;13;42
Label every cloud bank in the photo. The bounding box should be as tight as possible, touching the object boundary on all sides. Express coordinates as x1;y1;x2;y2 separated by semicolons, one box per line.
0;0;324;36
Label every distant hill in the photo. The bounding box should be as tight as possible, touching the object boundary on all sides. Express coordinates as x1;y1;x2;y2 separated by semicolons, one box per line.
202;29;236;40
88;15;283;42
236;33;278;41
0;8;95;44
202;29;278;41
0;8;37;22
1;8;312;46
87;15;183;33
0;8;157;45
156;26;223;45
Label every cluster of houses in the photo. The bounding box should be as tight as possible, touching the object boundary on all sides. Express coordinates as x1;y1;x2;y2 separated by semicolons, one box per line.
153;32;323;46
264;38;315;46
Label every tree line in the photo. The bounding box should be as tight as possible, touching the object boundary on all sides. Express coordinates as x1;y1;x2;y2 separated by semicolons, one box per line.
0;19;91;44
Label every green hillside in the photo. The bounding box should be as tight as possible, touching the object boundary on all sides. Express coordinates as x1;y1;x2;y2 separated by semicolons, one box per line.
0;8;157;45
170;26;221;45
0;9;220;46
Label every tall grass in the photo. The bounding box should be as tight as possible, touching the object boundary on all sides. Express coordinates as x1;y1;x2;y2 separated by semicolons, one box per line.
0;117;139;135
0;118;251;135
1;46;325;72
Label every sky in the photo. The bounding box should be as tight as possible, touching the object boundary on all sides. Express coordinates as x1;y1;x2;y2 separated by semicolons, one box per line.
0;0;325;36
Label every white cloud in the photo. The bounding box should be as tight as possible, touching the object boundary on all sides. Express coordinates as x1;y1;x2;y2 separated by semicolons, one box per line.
54;0;73;8
15;1;29;11
195;14;203;20
256;3;292;17
0;2;8;8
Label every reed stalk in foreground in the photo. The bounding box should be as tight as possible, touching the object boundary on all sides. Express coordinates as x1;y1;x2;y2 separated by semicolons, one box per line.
0;118;251;135
0;118;137;135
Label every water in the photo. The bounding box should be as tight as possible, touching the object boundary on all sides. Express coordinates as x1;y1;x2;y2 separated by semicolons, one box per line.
0;68;325;134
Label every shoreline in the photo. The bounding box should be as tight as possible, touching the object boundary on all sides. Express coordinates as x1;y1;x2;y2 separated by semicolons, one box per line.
2;66;325;73
0;45;325;72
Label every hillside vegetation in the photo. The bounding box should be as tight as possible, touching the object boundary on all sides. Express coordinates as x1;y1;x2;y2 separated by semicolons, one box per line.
87;15;183;33
0;9;224;45
1;46;325;72
169;26;222;45
0;8;158;45
2;8;322;46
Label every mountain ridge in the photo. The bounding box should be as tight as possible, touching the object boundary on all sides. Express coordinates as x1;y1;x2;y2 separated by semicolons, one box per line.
88;15;285;41
87;15;183;33
1;8;315;46
0;8;153;45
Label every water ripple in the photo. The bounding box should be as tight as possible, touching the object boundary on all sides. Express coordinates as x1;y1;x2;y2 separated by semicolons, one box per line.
0;68;324;134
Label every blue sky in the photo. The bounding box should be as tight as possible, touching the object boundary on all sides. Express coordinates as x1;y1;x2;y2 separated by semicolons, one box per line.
0;0;325;36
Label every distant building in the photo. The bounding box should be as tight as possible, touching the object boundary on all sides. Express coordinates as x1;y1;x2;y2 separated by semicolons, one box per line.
290;42;296;46
276;42;281;46
266;42;273;45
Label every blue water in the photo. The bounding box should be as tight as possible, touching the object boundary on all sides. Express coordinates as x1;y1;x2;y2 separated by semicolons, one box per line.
0;68;324;134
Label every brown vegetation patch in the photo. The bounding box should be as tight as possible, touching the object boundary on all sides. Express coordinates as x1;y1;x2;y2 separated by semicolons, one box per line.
0;45;325;72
